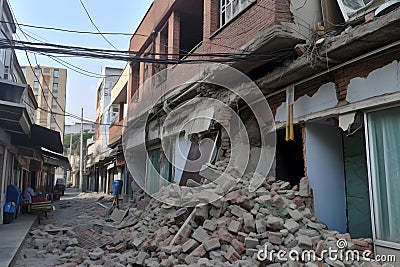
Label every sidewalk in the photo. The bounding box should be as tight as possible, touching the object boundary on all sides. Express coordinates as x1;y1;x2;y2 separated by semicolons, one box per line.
0;214;37;267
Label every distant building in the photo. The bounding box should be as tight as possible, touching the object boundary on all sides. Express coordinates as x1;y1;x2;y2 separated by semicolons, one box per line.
84;67;123;191
65;122;95;135
22;66;67;139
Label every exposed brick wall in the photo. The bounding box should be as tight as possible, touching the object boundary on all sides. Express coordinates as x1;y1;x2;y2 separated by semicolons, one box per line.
268;50;400;117
335;52;400;101
269;93;286;117
196;0;292;55
203;0;219;39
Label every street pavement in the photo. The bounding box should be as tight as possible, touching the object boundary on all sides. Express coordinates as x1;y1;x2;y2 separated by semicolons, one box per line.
12;188;108;267
0;214;37;267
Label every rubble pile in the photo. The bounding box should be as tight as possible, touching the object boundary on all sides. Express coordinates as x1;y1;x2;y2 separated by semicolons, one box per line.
16;171;384;267
92;167;381;267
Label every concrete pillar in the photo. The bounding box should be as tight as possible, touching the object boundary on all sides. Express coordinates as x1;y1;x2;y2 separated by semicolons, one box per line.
0;148;8;224
168;11;180;59
203;0;219;39
105;169;109;194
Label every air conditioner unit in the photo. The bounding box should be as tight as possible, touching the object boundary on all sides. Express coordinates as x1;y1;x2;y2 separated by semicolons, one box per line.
336;0;386;21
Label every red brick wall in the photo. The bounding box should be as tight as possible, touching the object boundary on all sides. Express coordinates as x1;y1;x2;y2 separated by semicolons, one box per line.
335;52;400;101
196;0;292;55
267;51;400;117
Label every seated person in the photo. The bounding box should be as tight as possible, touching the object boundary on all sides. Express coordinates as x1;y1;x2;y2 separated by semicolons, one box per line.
23;184;35;204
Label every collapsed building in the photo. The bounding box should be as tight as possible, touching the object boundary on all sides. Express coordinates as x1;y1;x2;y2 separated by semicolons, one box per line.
85;0;400;263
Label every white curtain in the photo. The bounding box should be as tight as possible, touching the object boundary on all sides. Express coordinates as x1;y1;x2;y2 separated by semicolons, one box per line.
368;108;400;244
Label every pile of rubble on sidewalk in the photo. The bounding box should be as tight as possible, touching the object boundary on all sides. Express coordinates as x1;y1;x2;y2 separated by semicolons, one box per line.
19;164;383;267
87;163;380;267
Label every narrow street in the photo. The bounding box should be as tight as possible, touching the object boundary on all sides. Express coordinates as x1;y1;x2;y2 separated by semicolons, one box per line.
13;188;114;267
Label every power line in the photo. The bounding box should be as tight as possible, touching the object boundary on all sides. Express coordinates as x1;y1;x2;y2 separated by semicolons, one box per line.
19;27;127;78
16;26;122;126
7;2;62;132
0;20;134;36
0;39;294;64
14;18;70;125
78;0;119;50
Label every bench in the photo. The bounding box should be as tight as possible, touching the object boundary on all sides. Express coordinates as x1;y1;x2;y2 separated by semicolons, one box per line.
29;201;55;223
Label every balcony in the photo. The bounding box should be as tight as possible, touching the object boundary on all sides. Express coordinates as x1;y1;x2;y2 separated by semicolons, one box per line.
111;64;129;106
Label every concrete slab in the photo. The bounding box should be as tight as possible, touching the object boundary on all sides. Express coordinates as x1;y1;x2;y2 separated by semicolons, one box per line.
0;214;37;267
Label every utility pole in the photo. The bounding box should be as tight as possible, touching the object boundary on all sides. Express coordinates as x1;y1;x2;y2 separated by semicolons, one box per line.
69;133;73;185
79;108;84;192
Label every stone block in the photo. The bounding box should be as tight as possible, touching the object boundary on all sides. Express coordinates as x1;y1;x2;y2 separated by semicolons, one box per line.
228;220;241;234
224;246;240;263
266;216;284;230
242;212;255;233
284;219;300;233
203;220;217;231
296;235;313;250
203;238;221;251
244;237;259;249
231;205;247;218
192;227;210;243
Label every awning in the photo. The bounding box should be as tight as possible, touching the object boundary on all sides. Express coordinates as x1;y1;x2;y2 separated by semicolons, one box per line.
41;149;71;170
31;125;63;153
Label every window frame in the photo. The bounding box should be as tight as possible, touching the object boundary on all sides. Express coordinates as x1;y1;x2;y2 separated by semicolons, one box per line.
219;0;255;28
364;106;400;250
53;69;59;78
52;97;58;108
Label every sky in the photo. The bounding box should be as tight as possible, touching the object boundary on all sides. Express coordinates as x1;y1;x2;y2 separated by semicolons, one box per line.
9;0;153;124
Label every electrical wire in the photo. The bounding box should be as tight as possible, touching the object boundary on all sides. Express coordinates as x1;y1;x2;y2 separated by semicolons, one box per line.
15;22;70;124
16;26;125;127
78;0;119;50
0;20;135;36
0;38;294;64
16;28;126;79
13;32;63;132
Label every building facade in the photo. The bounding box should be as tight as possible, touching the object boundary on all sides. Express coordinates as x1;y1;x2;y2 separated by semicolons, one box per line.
117;0;400;258
22;66;67;137
85;67;123;193
0;0;69;224
65;122;95;135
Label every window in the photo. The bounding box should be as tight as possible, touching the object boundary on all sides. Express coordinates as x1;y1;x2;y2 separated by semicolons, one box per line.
4;66;9;79
367;107;400;244
33;81;39;89
220;0;254;27
34;68;41;77
53;83;58;91
110;105;119;125
53;69;59;77
336;0;374;20
52;97;58;108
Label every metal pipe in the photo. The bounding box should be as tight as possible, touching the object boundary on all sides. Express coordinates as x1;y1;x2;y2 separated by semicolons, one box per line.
96;202;108;209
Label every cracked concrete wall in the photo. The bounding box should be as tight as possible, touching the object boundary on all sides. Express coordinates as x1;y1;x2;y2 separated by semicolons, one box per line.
346;60;400;103
290;0;322;39
275;82;338;123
